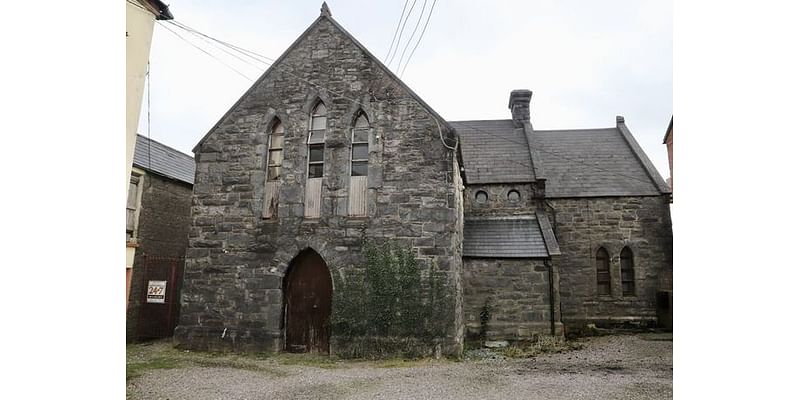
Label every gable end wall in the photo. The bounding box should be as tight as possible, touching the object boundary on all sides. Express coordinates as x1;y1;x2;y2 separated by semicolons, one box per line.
175;17;463;354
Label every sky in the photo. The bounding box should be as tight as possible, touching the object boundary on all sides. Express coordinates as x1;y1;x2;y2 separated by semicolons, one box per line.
139;0;672;178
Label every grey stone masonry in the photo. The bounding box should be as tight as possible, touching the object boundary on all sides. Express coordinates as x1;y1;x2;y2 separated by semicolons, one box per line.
549;196;673;330
175;14;463;355
464;183;539;216
463;258;562;340
126;172;193;341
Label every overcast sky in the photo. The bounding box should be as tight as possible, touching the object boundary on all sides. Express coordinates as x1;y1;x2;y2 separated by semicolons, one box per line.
139;0;672;178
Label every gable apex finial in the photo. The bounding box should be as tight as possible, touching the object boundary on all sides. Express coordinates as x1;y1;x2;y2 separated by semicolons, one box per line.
321;2;331;17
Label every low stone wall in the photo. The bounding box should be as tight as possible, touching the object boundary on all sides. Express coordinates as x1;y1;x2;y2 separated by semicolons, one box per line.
462;258;560;340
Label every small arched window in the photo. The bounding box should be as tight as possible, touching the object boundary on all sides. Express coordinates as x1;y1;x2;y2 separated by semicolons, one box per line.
266;120;284;181
351;113;369;176
348;112;369;216
475;190;488;204
507;190;520;202
307;102;327;178
262;119;284;219
620;247;635;296
305;102;327;218
596;247;611;296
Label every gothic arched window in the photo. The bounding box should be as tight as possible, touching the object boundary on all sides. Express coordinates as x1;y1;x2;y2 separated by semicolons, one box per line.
620;247;635;296
267;120;284;181
348;112;369;216
596;247;611;296
307;102;327;178
262;119;284;218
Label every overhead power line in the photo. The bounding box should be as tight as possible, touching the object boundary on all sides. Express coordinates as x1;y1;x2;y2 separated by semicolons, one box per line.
384;0;410;64
400;0;438;78
395;0;428;72
157;21;256;81
149;13;661;186
386;0;419;68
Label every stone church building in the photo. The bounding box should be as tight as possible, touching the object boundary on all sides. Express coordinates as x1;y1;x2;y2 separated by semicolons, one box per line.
175;4;672;356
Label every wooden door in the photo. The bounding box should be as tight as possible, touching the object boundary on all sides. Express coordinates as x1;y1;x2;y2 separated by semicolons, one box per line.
284;249;332;353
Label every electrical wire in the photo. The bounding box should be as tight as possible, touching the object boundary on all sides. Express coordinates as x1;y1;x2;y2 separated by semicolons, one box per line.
400;0;437;78
157;21;256;82
168;20;277;63
152;13;662;185
384;0;410;64
386;0;419;68
395;0;427;72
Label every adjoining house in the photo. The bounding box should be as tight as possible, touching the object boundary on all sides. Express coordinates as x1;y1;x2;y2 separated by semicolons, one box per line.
175;3;672;355
126;134;194;342
126;0;174;308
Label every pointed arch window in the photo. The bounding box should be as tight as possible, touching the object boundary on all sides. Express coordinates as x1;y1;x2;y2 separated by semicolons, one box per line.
262;119;284;218
349;112;369;216
267;120;284;181
620;247;635;296
351;114;369;176
304;102;326;218
596;247;611;296
307;102;327;178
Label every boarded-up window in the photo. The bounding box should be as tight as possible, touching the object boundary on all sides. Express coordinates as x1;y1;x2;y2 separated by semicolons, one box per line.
620;247;635;296
305;102;326;218
267;121;284;181
263;120;283;218
126;175;141;240
349;113;369;216
596;247;611;296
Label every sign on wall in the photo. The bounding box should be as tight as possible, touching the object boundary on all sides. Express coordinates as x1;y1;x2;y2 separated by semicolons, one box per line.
146;280;167;303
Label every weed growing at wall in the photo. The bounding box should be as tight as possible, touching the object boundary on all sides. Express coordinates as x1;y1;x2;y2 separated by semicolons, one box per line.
331;241;453;357
479;300;492;342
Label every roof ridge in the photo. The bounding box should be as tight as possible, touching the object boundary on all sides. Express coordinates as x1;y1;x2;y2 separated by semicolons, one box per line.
532;127;618;133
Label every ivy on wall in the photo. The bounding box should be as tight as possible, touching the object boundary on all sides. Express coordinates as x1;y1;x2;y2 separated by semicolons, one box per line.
331;241;453;346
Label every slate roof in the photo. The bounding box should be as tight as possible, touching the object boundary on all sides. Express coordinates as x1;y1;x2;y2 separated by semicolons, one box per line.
452;119;669;197
133;135;195;185
450;120;536;184
530;128;662;197
463;216;556;258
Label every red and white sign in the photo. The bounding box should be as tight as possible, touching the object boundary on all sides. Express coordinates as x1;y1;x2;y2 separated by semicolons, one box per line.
146;280;167;303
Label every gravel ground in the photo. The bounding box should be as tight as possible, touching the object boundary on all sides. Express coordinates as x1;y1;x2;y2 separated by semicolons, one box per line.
127;334;671;400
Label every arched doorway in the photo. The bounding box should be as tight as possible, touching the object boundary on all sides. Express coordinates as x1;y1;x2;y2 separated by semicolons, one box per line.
283;248;332;353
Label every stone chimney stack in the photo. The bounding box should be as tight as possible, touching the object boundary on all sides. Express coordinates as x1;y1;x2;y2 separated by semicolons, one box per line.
509;89;533;128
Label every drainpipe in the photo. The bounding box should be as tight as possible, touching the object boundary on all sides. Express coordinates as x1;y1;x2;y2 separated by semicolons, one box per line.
545;259;555;336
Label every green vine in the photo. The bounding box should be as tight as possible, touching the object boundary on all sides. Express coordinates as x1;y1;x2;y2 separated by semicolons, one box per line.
331;240;453;355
